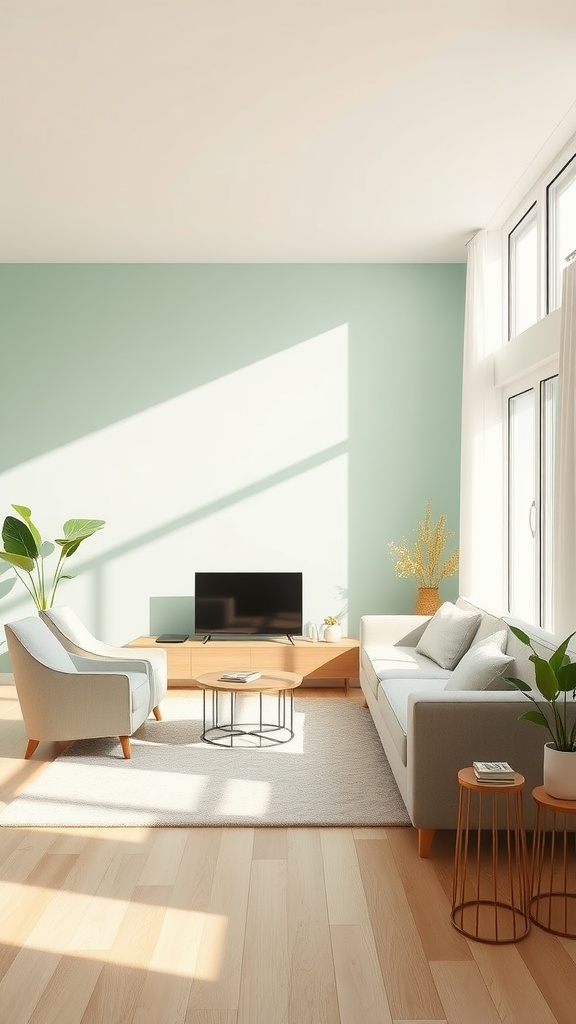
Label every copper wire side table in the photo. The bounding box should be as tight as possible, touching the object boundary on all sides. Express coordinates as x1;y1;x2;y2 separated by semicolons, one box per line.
530;786;576;937
451;767;530;943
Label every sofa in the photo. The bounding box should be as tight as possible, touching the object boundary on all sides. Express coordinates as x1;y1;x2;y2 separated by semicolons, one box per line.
359;596;576;856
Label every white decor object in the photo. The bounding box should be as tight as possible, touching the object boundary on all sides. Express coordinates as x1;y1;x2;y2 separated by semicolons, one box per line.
543;742;576;801
444;630;513;691
324;623;342;642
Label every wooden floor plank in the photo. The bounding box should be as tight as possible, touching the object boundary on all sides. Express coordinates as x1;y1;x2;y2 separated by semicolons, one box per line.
27;955;104;1024
470;942;557;1024
331;923;393;1024
518;924;576;1024
429;961;500;1023
288;829;340;1024
187;829;254;1012
356;836;445;1020
322;828;371;926
236;859;289;1024
252;827;288;860
386;828;472;961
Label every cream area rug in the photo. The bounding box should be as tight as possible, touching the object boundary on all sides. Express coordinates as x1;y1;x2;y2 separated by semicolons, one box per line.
0;694;410;828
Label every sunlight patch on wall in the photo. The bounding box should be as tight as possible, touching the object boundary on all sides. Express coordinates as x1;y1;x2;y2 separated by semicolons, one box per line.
1;327;348;642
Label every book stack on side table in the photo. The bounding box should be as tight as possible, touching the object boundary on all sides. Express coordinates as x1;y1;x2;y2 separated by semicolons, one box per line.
472;761;516;785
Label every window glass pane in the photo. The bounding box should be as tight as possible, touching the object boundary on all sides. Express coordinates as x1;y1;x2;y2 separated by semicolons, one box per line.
508;389;536;621
548;155;576;312
509;206;538;339
540;376;558;630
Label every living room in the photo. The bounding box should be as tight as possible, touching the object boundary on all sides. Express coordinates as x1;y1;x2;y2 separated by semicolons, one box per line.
1;3;576;1022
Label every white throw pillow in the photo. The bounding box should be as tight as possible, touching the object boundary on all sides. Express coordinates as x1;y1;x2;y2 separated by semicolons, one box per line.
444;630;514;691
416;601;482;670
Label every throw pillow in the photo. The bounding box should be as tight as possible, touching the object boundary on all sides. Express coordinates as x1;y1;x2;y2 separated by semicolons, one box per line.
416;601;482;670
445;631;514;691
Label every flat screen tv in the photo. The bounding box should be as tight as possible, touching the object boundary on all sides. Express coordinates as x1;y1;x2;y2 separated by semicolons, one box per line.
195;572;303;637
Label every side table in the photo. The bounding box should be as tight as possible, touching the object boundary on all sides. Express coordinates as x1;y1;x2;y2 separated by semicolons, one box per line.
451;767;530;943
530;785;576;937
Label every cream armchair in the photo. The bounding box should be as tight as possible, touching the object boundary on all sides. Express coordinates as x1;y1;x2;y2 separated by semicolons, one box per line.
41;605;167;721
5;616;152;759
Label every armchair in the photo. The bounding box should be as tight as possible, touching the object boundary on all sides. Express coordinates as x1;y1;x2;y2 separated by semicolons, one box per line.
41;605;167;720
5;616;152;759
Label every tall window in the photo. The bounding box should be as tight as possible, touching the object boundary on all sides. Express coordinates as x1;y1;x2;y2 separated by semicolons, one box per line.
507;374;558;627
547;154;576;312
508;205;538;339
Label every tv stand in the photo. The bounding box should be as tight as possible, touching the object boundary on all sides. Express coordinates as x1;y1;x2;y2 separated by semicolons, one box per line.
127;635;360;693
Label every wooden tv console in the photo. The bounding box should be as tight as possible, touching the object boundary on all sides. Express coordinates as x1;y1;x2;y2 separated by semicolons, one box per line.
126;636;360;692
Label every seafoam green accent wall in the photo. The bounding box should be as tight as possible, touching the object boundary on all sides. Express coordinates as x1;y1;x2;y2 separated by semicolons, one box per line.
0;264;465;657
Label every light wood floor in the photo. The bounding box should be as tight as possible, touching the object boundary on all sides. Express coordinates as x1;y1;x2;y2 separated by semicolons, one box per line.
0;683;575;1024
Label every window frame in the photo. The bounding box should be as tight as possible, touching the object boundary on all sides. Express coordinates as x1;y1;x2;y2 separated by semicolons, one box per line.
546;151;576;314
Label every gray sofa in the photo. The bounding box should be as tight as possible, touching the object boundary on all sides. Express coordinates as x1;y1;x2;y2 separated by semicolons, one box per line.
359;597;576;856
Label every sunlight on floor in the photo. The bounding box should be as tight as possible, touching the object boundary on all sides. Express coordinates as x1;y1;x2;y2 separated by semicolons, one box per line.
0;881;228;979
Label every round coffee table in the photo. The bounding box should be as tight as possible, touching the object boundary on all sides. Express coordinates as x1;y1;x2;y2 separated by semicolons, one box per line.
195;670;302;747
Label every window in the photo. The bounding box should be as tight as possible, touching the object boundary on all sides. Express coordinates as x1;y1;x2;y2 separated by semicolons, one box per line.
547;154;576;313
508;204;538;339
507;373;558;628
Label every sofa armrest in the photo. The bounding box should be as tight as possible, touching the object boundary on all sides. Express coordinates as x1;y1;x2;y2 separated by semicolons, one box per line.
360;614;431;648
405;690;571;830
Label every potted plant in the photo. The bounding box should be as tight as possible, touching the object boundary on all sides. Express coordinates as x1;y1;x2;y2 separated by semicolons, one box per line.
323;615;342;643
0;505;105;611
388;501;459;614
506;625;576;799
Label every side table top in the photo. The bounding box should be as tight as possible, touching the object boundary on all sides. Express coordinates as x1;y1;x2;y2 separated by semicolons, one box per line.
195;669;303;693
458;766;525;793
532;785;576;812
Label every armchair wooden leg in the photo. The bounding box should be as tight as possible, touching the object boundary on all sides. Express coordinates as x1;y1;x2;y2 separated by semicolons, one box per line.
119;736;131;759
152;706;162;720
417;827;436;858
24;739;40;759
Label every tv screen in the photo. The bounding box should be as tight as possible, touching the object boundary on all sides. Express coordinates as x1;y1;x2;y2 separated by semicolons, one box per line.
195;572;303;637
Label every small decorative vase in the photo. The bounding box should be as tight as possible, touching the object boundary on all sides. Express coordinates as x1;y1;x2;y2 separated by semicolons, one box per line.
543;743;576;800
414;587;441;615
323;623;342;643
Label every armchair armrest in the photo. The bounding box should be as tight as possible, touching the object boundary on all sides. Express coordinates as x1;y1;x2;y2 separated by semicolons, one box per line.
360;614;431;648
70;654;150;676
19;666;137;742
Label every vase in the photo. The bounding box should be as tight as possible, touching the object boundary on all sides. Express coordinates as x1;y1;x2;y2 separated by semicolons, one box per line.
543;742;576;800
323;624;341;642
414;587;441;615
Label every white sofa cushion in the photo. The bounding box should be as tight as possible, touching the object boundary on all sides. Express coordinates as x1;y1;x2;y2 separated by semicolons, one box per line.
378;677;447;765
444;631;514;692
416;601;481;670
362;645;450;698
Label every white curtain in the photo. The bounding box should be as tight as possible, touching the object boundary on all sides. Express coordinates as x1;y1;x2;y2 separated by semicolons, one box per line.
553;260;576;637
459;230;505;610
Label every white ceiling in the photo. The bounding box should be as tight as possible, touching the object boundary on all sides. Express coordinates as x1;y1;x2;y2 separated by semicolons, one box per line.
2;1;576;263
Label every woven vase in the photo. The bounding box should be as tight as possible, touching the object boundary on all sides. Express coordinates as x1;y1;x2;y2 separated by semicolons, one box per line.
414;587;441;615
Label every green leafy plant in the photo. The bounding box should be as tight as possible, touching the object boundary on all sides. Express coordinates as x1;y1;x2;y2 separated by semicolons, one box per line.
506;625;576;752
0;505;105;611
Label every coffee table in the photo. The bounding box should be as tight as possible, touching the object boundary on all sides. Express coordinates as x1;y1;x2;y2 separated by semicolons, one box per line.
195;669;303;747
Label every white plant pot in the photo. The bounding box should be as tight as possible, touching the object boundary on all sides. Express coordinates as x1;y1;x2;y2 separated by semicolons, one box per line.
323;624;341;643
543;742;576;800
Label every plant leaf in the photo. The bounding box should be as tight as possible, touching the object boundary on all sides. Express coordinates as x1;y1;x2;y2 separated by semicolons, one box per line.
519;709;550;728
556;662;576;692
550;632;576;674
11;505;42;548
0;550;35;572
505;676;532;692
61;541;81;558
56;519;106;544
38;541;55;557
2;516;38;559
509;625;532;646
0;576;15;599
531;656;560;702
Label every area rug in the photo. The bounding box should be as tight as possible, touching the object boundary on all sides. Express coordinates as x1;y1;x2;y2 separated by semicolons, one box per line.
0;695;411;827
